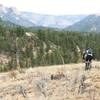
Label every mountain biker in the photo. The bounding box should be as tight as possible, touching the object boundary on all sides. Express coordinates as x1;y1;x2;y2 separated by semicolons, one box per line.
83;48;93;70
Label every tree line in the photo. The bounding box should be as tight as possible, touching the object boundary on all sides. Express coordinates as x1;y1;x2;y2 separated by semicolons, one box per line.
0;25;100;71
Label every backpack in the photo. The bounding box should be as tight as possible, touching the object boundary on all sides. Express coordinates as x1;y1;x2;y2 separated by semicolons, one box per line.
83;49;93;60
86;49;93;56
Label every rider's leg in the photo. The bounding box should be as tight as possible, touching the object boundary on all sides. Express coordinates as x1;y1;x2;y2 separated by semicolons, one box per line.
89;56;93;70
89;60;92;69
85;56;89;70
85;61;88;70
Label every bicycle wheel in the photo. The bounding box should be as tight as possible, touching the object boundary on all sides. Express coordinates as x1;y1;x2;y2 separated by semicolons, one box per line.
85;61;89;70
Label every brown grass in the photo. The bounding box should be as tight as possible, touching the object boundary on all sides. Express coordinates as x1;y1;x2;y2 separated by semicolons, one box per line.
0;61;100;100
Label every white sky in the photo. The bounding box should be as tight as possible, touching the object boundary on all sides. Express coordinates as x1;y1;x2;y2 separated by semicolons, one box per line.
0;0;100;15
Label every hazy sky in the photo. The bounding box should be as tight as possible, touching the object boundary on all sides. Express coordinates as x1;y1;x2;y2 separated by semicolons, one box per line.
0;0;100;15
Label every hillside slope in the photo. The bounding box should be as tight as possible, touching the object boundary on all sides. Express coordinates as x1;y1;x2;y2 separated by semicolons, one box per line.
0;61;100;100
67;14;100;32
0;18;16;28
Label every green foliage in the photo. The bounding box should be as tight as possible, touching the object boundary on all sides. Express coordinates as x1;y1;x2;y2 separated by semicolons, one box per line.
0;25;100;71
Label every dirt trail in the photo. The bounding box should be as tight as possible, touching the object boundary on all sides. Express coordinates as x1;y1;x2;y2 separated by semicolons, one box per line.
0;61;100;100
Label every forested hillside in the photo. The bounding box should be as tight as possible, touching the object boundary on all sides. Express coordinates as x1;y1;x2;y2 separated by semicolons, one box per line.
0;23;100;71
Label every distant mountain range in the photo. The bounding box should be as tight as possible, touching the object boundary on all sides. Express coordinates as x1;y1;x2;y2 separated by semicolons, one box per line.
1;4;100;32
22;12;87;28
0;4;87;28
67;14;100;32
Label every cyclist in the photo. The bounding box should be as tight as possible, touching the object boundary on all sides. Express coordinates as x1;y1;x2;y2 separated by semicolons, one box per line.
83;48;93;70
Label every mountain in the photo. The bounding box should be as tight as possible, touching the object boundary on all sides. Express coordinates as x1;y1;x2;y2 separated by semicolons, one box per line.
22;12;87;28
0;17;16;28
0;4;35;27
0;4;87;28
67;14;100;32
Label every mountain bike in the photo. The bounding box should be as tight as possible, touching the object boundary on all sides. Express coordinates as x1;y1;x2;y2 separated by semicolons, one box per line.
85;60;92;70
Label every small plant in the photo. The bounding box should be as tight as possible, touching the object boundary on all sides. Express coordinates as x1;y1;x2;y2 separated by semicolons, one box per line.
78;75;86;94
8;70;18;79
51;71;65;80
36;80;46;97
16;85;27;98
35;75;49;98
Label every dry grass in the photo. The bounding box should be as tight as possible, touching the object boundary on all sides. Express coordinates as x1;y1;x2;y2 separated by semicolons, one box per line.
0;61;100;100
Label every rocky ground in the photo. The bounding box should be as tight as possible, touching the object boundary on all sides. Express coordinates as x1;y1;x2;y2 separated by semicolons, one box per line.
0;61;100;100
